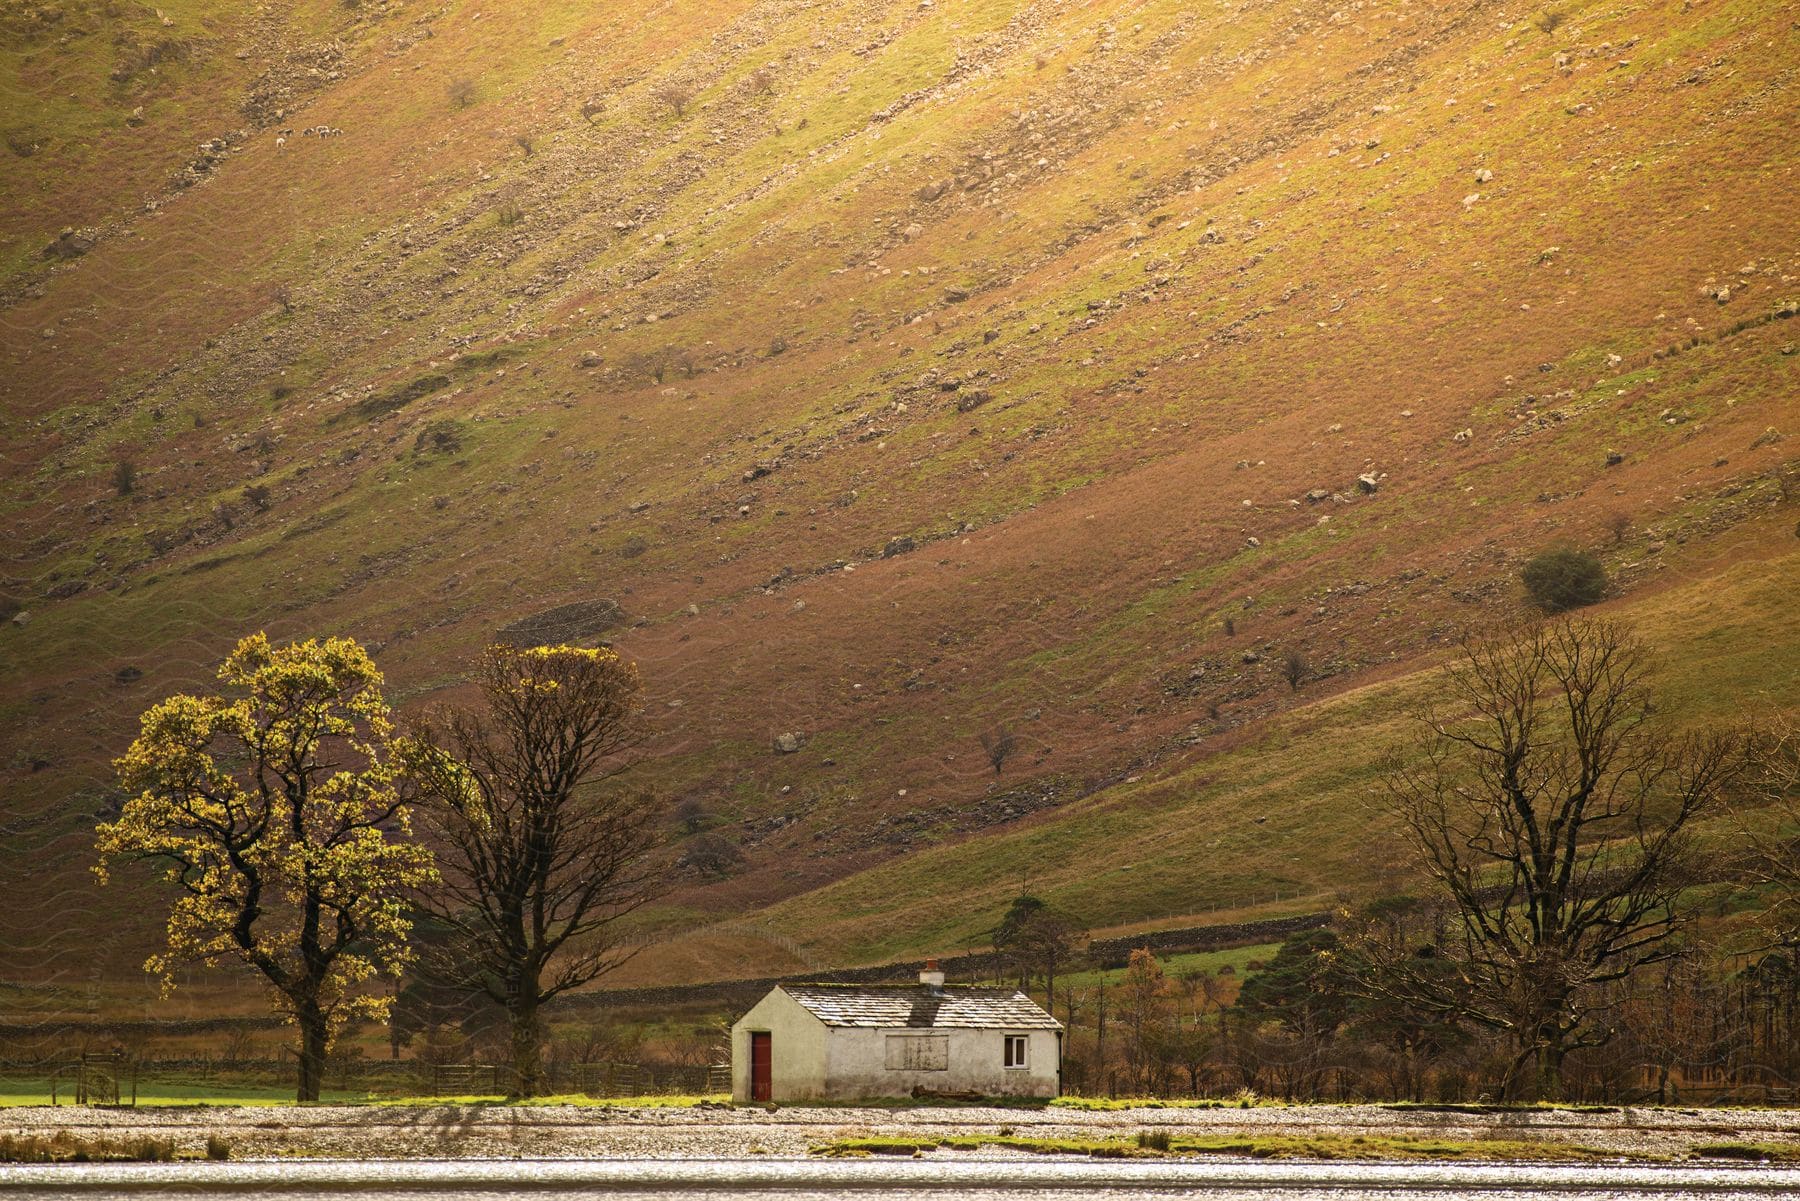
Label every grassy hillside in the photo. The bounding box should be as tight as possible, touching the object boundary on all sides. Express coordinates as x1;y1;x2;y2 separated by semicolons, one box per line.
1;0;1795;995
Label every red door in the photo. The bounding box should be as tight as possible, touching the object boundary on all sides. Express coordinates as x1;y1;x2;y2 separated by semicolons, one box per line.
750;1032;772;1102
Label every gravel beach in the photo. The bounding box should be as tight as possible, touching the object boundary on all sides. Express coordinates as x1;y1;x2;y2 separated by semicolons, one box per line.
5;1101;1800;1161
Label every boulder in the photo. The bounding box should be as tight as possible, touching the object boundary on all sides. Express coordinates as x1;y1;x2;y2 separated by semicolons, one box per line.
773;732;804;754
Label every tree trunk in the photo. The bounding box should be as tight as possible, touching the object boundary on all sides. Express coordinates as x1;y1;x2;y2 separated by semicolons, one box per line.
1536;1043;1567;1103
509;994;544;1098
296;999;329;1104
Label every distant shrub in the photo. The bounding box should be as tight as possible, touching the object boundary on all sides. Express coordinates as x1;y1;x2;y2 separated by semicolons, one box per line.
113;457;137;496
243;484;273;512
514;134;534;159
681;832;742;878
497;202;524;227
413;419;465;456
1534;9;1566;33
652;81;693;117
979;725;1017;775
1281;648;1309;692
448;78;477;108
205;1135;231;1161
1136;1130;1172;1152
1521;547;1607;613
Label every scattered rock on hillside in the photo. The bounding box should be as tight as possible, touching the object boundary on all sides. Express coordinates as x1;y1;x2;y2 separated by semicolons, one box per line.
1357;473;1382;494
578;351;603;368
1304;489;1331;503
43;228;96;260
1606;450;1625;466
882;535;917;558
773;732;805;754
495;599;624;646
113;666;143;686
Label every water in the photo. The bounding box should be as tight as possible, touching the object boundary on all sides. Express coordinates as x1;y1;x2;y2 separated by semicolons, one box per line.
5;1157;1800;1200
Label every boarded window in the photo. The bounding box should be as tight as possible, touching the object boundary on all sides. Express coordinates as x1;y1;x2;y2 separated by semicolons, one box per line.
884;1035;949;1071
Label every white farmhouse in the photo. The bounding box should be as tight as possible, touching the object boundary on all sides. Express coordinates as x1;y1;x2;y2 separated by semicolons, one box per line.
730;961;1062;1102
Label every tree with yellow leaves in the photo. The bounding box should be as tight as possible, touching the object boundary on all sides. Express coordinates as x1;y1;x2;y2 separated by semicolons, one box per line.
96;633;435;1102
404;643;663;1097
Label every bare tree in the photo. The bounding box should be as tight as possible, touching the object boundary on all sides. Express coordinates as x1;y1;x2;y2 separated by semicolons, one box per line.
1732;717;1800;955
652;81;693;118
991;894;1085;1006
979;725;1017;775
1282;647;1309;692
672;797;710;835
1376;617;1742;1099
405;645;663;1097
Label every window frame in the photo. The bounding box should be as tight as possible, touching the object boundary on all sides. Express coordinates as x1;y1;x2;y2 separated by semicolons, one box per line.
1002;1033;1029;1070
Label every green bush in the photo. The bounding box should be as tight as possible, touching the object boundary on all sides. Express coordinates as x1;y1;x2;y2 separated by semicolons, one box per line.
1521;548;1607;613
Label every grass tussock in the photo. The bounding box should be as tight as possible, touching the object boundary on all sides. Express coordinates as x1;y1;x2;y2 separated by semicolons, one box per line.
0;1132;179;1164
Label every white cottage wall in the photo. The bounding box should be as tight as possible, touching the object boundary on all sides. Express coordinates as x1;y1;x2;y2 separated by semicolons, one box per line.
824;1027;1059;1098
730;990;828;1102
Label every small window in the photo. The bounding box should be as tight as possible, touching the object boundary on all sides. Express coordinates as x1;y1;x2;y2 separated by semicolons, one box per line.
1003;1034;1028;1069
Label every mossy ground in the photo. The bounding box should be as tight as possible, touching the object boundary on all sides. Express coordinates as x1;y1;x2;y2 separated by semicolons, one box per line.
1;0;1796;993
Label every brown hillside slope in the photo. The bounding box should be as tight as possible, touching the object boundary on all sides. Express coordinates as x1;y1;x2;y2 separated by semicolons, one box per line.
0;0;1795;990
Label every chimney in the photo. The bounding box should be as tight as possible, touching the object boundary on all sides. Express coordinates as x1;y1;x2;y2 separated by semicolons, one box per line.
919;958;946;989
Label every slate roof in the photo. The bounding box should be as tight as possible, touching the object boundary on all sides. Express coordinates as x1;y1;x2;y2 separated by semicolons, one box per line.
779;984;1062;1030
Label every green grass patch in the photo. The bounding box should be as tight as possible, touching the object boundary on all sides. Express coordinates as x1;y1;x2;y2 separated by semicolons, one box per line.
369;1092;729;1108
812;1132;1643;1162
1050;1096;1245;1111
0;1078;374;1107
